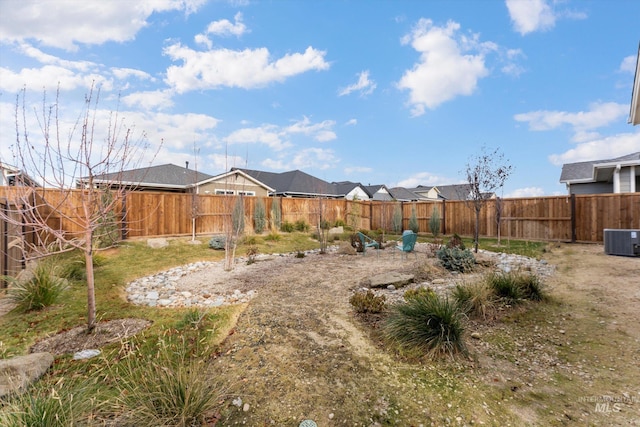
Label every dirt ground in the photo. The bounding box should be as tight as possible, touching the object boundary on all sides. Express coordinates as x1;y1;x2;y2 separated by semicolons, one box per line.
19;242;640;425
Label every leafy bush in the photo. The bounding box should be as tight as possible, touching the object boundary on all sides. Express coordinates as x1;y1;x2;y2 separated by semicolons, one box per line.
403;286;436;302
8;262;68;312
280;221;294;233
208;235;226;250
452;282;495;319
295;250;306;258
408;205;419;233
294;219;310;232
349;290;386;314
254;199;267;234
334;218;346;227
436;247;475;273
384;294;466;358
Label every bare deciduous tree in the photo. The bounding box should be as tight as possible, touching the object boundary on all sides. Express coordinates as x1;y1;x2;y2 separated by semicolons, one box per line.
463;147;513;253
1;85;155;332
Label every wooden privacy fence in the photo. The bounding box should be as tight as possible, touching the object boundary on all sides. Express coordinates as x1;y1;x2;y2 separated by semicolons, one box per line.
1;187;639;269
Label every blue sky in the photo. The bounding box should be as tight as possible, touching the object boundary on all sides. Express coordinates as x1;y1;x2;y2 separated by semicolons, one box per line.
1;0;639;196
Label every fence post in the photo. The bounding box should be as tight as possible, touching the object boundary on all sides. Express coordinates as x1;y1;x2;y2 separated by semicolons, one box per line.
121;191;128;241
442;200;446;236
570;193;576;243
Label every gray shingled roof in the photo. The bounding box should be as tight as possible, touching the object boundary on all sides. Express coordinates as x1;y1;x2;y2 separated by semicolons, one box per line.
434;184;472;200
83;163;213;188
388;187;421;201
363;184;393;201
559;152;640;183
236;168;339;197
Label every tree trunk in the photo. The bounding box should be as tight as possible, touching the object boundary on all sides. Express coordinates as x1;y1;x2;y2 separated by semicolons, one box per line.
84;245;96;333
474;207;480;253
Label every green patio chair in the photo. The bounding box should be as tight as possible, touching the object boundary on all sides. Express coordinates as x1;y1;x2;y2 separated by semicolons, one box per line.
357;232;380;256
396;230;418;259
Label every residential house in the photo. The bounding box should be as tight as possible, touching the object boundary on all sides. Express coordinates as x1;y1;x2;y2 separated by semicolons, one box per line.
235;168;341;198
387;187;422;202
197;169;274;197
363;184;393;201
560;152;640;194
333;181;370;200
0;162;39;187
77;163;213;193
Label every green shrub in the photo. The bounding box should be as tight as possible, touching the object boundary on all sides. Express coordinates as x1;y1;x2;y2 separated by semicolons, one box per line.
294;219;310;232
270;197;282;230
59;252;106;281
349;290;386;314
392;204;403;233
429;206;441;238
452;282;495;319
254;199;267;234
208;235;226;250
519;274;546;301
280;221;294;233
232;197;245;234
384;294;466;358
176;308;207;330
403;286;436;302
7;262;68;312
242;235;259;245
436;247;475;273
334;218;346;227
295;250;306;258
408;205;419;233
265;231;281;241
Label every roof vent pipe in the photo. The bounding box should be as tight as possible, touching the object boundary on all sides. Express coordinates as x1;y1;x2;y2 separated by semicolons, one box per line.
185;161;189;169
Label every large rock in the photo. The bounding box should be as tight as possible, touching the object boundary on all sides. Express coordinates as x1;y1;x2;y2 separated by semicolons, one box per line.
337;242;357;255
147;238;169;249
0;352;54;397
363;272;415;289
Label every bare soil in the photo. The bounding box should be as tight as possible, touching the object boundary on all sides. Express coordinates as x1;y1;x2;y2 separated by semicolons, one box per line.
21;243;640;425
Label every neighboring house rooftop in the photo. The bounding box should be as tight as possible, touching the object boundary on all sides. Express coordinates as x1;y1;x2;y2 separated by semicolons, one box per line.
388;187;422;202
234;168;340;197
560;152;640;184
78;163;213;191
0;162;40;187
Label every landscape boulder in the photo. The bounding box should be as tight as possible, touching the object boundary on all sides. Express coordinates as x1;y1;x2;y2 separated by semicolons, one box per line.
0;352;54;397
147;238;169;249
362;272;415;289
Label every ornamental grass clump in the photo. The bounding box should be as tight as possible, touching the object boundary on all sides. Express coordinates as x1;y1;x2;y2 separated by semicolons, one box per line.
487;271;546;303
452;281;495;319
7;262;68;312
112;337;224;427
384;293;466;359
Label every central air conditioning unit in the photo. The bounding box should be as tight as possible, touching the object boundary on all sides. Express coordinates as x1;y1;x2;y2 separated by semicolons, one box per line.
603;229;640;257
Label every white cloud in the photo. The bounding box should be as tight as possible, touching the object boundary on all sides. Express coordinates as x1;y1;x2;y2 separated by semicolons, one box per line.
17;43;96;71
345;119;357;126
514;102;629;142
0;0;206;51
292;148;338;170
338;70;377;96
285;116;336;142
548;132;640;166
261;158;288;170
396;171;458;188
397;19;490;116
111;67;154;81
505;0;556;35
344;166;372;175
225;125;290;151
505;187;545;198
164;44;330;92
206;12;247;37
620;55;637;73
122;90;174;110
0;65;112;93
